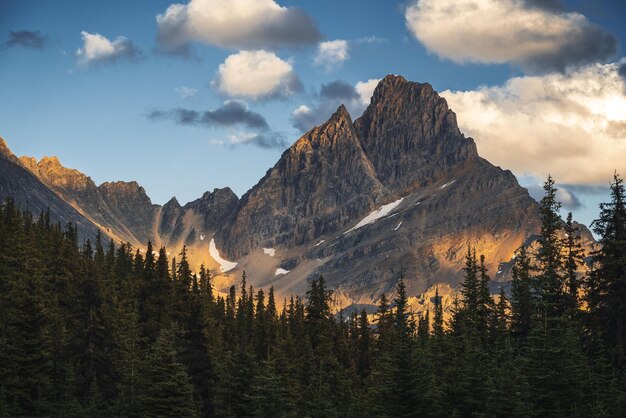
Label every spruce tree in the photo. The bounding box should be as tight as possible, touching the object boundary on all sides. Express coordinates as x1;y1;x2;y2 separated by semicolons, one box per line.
586;172;626;371
138;329;199;418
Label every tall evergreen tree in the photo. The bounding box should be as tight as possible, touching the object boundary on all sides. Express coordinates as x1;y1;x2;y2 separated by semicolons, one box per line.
586;172;626;371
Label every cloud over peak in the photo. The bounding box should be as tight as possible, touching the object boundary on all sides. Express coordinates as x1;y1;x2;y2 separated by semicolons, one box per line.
76;31;141;66
405;0;617;73
213;50;301;100
441;62;626;186
156;0;321;53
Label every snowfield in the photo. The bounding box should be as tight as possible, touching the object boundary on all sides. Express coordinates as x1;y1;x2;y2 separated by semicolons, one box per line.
263;248;276;257
275;268;290;276
209;238;238;273
440;179;456;189
345;197;405;234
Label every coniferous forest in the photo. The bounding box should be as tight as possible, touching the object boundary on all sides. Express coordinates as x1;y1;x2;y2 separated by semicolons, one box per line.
1;174;626;418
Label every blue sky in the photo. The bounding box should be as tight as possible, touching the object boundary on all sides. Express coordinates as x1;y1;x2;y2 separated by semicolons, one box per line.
1;0;625;228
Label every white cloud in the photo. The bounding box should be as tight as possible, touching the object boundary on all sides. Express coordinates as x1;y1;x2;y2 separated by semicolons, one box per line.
355;78;381;106
405;0;616;72
76;31;140;66
213;50;301;100
174;86;197;99
293;105;311;117
314;40;349;70
156;0;321;53
441;61;626;185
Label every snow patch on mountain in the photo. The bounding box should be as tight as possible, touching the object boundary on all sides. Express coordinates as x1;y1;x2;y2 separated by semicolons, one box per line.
209;238;238;272
263;248;276;257
440;179;456;189
345;197;405;234
275;268;290;276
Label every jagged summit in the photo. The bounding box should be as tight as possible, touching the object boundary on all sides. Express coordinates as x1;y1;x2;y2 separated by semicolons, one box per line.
164;196;181;208
329;104;351;122
0;137;19;163
0;75;585;303
214;75;544;299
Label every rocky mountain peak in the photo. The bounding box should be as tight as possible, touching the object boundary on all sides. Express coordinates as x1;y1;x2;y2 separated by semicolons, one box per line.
194;187;239;209
164;196;181;210
354;75;476;194
329;104;351;123
98;181;152;206
18;156;38;173
35;156;96;193
0;137;19;163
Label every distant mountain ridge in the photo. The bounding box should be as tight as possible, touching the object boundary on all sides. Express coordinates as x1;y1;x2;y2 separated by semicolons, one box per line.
0;75;596;306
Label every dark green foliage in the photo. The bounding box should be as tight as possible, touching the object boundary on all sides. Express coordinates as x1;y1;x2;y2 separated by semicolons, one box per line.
1;170;626;417
138;329;198;418
586;172;626;371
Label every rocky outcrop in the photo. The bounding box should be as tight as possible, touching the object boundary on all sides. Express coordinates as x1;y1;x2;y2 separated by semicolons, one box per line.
355;75;477;194
0;75;596;304
98;181;158;244
185;188;239;232
221;105;387;257
216;75;547;298
0;138;101;240
10;146;238;257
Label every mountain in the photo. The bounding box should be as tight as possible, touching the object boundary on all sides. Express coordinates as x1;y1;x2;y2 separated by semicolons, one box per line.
221;104;387;257
15;149;239;268
0;75;595;306
0;138;101;239
218;75;562;301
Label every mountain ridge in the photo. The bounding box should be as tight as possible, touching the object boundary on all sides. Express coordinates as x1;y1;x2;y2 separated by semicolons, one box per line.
0;75;596;306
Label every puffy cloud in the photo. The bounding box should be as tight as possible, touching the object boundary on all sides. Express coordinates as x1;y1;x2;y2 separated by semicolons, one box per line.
76;31;141;66
291;105;317;133
174;86;197;100
148;100;268;129
156;0;321;53
291;78;382;132
405;0;617;72
213;50;301;100
314;40;349;70
440;62;626;186
5;30;47;49
355;78;381;106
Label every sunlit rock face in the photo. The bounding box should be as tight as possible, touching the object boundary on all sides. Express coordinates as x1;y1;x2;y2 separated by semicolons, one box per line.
217;75;553;301
0;75;596;306
0;137;101;240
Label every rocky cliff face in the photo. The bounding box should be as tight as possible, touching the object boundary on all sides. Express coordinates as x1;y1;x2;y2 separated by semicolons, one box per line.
11;145;239;268
0;75;595;305
221;105;387;257
355;75;477;194
217;75;543;300
0;138;101;240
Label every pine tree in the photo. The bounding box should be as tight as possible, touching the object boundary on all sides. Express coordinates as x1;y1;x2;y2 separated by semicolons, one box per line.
563;212;585;316
586;172;626;371
138;329;199;418
510;245;534;346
